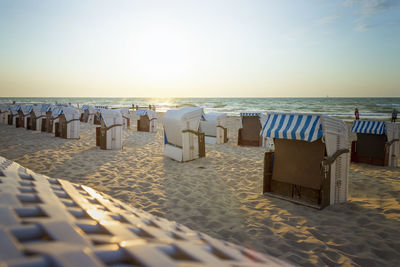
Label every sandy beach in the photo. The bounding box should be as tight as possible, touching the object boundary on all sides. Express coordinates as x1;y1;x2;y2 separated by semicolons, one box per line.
0;114;399;266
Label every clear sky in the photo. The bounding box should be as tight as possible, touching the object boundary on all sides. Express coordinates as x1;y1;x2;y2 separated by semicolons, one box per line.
1;0;399;97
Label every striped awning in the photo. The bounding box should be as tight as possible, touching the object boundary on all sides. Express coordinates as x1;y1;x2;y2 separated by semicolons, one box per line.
41;104;51;112
23;105;33;115
95;106;108;110
351;120;386;135
261;114;323;142
240;112;261;117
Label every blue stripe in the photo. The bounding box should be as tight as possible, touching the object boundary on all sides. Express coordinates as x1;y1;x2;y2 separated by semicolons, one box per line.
260;115;270;136
307;116;320;142
266;115;279;138
273;115;286;139
299;115;312;141
164;130;168;144
282;115;294;139
291;115;303;140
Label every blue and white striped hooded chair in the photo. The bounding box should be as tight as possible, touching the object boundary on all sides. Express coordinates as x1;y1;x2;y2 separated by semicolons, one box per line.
199;112;228;144
27;104;47;131
80;105;95;123
96;109;123;150
238;112;267;147
163;107;205;162
21;105;33;129
14;105;28;128
351;120;399;167
0;104;11;124
260;113;349;209
136;109;157;132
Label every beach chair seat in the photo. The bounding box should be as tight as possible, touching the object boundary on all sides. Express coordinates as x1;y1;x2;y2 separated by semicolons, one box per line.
136;109;157;132
351;120;399;167
238;112;267;147
261;113;349;209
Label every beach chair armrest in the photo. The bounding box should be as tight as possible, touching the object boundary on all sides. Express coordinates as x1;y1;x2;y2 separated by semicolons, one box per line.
324;148;349;165
386;139;399;147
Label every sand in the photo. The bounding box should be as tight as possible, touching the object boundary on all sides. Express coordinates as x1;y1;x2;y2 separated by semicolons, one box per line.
0;114;399;266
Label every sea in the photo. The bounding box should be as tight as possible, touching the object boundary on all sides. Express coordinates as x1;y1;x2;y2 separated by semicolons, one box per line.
1;97;399;121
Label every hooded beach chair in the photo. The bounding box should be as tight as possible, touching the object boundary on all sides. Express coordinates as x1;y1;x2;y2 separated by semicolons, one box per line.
80;105;96;123
21;105;33;129
238;112;267;146
351;120;399;167
260;113;349;209
14;105;27;128
96;109;123;150
199;112;228;144
136;109;157;132
163;107;205;162
39;104;53;132
0;104;10;124
117;107;131;129
28;104;46;131
55;107;80;139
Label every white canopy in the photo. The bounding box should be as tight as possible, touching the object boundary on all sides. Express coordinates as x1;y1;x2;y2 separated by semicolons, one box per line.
163;107;204;147
203;112;227;125
61;107;80;122
32;105;44;117
100;109;122;128
115;107;130;117
136;109;156;120
22;105;33;115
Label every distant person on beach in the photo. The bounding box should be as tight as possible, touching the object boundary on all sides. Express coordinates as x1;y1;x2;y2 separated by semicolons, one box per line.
354;108;360;120
392;108;397;122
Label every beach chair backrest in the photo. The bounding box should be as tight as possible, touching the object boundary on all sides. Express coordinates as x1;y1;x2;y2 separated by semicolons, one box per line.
242;116;262;140
272;138;325;190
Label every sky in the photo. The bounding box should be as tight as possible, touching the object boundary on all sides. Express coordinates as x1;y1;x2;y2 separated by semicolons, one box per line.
0;0;399;97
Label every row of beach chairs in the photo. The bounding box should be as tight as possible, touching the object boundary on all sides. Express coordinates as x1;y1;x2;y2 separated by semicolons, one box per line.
1;104;399;209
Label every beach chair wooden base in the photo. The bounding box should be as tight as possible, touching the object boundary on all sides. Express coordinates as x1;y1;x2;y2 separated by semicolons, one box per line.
8;115;12;125
263;139;331;209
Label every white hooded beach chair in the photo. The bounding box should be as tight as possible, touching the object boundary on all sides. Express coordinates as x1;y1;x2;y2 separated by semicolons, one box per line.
238;112;267;147
163;107;205;162
199;112;228;144
96;109;123;150
55;106;80;139
351;120;399;167
51;107;63;135
0;104;10;124
260;113;349;209
136;109;157;132
117;107;131;129
39;104;53;132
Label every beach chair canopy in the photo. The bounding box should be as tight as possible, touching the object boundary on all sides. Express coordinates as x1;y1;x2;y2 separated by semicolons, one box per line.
51;107;63;118
22;105;33;115
11;105;21;115
31;105;43;117
351;120;386;135
40;104;52;113
117;107;130;116
95;105;108;110
99;109;122;128
240;112;267;128
61;106;80;121
136;109;156;120
0;104;8;112
203;112;227;125
261;113;346;143
163;107;204;147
